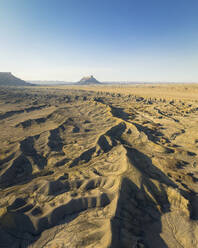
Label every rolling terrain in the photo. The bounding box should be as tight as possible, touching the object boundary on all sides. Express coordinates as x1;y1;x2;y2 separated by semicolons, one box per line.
0;85;198;247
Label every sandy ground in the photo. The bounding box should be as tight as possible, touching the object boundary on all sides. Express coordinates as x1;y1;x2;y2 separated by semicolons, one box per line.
0;84;198;248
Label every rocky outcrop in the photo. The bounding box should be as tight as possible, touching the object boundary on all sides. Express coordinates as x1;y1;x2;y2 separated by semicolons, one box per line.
77;75;101;85
0;72;33;86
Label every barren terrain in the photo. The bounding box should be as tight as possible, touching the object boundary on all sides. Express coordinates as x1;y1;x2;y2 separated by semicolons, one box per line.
0;84;198;248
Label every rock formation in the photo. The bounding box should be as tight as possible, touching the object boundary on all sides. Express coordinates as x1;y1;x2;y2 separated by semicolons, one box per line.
77;75;101;85
0;72;33;86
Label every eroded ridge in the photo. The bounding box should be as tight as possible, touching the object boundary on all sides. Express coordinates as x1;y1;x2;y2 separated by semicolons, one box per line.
0;86;198;248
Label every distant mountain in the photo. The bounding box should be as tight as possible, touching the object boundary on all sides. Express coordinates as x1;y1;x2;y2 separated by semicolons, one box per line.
28;80;73;85
77;75;101;85
0;72;33;86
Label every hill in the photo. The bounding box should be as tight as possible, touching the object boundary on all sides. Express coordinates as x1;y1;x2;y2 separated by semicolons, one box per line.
0;72;33;86
76;75;101;85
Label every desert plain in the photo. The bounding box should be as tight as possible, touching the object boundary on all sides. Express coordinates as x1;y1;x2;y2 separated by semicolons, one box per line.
0;84;198;247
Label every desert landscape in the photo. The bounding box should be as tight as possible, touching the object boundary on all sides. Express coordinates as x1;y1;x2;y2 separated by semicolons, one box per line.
0;81;198;248
1;0;198;246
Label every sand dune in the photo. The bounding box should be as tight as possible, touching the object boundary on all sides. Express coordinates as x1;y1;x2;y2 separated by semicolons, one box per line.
0;85;198;247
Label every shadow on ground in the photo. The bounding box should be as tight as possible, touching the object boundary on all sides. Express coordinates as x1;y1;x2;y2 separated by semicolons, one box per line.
110;147;179;248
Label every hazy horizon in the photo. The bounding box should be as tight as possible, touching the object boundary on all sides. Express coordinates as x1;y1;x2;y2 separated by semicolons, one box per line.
1;0;198;82
28;79;198;84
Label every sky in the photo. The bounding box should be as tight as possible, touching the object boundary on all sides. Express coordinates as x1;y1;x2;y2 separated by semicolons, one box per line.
0;0;198;82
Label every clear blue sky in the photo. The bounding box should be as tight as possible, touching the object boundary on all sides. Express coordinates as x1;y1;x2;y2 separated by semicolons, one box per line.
0;0;198;82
